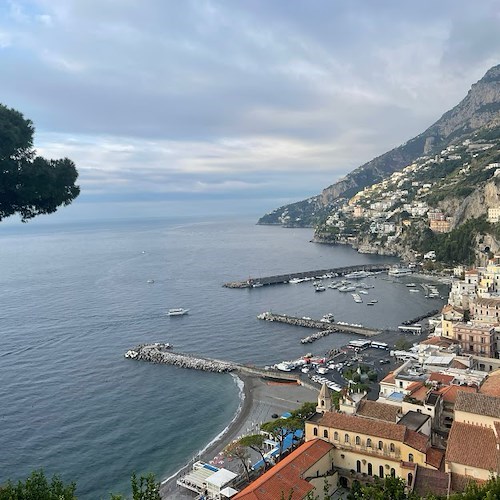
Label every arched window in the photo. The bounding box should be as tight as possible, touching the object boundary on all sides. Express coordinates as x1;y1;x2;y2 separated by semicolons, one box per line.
366;438;372;448
390;468;396;478
321;399;325;406
379;465;384;478
313;427;318;436
408;453;414;462
390;443;395;452
323;429;328;439
355;436;361;445
367;463;373;476
345;433;350;443
378;440;383;450
408;473;413;485
356;460;361;473
334;431;339;441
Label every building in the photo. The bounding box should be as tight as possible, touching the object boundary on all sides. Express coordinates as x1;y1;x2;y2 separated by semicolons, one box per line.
445;392;500;481
453;323;497;358
488;207;500;223
429;219;451;233
472;297;500;324
232;439;337;500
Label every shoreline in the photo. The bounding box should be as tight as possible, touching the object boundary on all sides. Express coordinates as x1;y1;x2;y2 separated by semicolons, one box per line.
159;374;318;499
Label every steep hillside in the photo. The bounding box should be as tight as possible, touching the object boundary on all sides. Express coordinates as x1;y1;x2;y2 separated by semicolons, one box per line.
258;64;500;226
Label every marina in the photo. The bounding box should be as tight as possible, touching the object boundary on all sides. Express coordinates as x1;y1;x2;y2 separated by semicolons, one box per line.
223;263;391;288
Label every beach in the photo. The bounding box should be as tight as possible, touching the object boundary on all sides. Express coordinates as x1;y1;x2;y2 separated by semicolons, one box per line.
159;374;319;499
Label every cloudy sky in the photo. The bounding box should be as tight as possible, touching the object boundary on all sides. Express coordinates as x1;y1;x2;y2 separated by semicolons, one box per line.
1;0;500;220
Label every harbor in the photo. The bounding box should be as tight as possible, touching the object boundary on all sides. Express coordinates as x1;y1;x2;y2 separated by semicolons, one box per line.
256;311;381;336
223;263;391;288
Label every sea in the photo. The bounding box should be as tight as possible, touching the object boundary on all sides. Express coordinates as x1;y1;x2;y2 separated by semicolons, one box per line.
0;215;448;498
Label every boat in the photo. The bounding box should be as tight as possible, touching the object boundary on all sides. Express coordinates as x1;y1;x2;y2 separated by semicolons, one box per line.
409;289;420;293
338;285;356;292
289;278;304;284
167;308;190;316
358;290;369;295
315;285;326;292
252;282;264;288
351;293;363;303
344;270;371;279
406;283;416;287
146;279;155;284
388;267;413;276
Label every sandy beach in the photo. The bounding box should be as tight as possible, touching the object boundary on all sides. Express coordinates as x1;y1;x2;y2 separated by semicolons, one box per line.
160;374;319;499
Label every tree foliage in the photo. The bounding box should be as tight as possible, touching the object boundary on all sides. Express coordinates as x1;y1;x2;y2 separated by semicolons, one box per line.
0;103;80;222
260;417;302;461
223;441;251;483
0;469;77;500
347;476;419;500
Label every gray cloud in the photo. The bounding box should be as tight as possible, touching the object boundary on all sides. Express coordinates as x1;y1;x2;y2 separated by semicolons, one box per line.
1;0;500;211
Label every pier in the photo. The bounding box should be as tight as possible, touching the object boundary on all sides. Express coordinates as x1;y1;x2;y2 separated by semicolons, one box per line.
257;311;381;337
223;263;392;288
125;344;302;382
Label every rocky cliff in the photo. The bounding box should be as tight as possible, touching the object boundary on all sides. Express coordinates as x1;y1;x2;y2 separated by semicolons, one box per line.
259;64;500;226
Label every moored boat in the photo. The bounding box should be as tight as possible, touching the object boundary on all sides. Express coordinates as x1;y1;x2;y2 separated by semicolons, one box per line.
167;308;190;316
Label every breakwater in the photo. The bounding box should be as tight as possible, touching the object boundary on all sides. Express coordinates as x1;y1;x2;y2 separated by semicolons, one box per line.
223;263;391;288
401;309;440;326
125;344;236;373
257;312;381;336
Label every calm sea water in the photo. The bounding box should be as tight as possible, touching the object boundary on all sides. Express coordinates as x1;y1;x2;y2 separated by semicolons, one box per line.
0;216;447;498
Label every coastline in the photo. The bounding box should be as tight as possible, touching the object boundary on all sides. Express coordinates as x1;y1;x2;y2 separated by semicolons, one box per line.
159;374;318;499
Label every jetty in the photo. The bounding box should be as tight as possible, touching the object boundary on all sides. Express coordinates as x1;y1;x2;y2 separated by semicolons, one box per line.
125;344;303;382
223;263;391;288
257;311;381;337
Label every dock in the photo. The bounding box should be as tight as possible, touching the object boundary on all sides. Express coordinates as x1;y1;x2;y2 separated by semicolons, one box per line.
223;263;392;288
257;312;381;337
125;344;303;382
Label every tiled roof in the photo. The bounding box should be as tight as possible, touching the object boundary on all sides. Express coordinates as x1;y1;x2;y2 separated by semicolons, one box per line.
413;466;449;497
428;373;454;385
474;297;500;307
449;359;468;370
445;422;499;471
319;412;406;441
356;400;399;422
421;336;454;346
406;381;425;394
480;370;500;397
233;439;334;500
455;391;500;418
437;385;476;404
403;429;429;453
426;447;445;470
451;473;486;494
380;372;395;385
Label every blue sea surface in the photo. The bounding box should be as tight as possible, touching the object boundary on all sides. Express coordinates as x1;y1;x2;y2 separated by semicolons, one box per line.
0;216;447;498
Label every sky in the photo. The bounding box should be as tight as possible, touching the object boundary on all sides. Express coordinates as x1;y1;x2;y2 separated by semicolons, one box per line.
1;0;500;222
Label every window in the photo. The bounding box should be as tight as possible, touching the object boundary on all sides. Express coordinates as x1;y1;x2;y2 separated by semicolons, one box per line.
366;438;372;448
355;436;361;445
313;427;318;437
323;429;328;439
378;441;383;450
379;465;384;478
408;473;413;485
390;468;396;478
399;381;403;388
345;434;350;443
408;453;414;462
334;431;339;441
390;443;395;453
356;460;361;473
367;463;373;476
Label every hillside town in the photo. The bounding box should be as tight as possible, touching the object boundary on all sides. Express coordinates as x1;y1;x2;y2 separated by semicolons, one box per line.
315;132;500;260
174;259;500;499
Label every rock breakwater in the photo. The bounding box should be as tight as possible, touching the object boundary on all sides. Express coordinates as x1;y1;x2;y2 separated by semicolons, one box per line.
125;344;236;373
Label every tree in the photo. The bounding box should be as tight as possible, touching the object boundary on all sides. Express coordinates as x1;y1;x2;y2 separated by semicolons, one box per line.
260;417;302;461
0;103;79;222
0;469;77;499
290;402;317;425
111;473;161;500
347;476;419;500
223;441;251;483
238;434;269;470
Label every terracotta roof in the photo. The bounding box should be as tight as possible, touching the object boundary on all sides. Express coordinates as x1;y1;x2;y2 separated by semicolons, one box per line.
450;473;486;494
449;359;468;370
455;391;500;418
428;373;454;385
380;372;395;385
474;297;500;307
446;422;499;471
233;439;334;500
464;269;477;275
426;447;445;470
413;466;450;497
356;400;400;422
480;370;500;397
403;429;429;453
406;381;424;394
437;385;476;404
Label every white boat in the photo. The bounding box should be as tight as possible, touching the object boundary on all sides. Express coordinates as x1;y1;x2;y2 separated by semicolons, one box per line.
146;279;155;284
344;270;371;279
351;293;363;303
315;285;326;292
406;283;416;287
252;282;264;288
409;289;420;293
338;285;356;292
359;290;369;295
276;362;294;372
167;308;190;316
388;267;413;276
289;278;304;284
301;366;310;373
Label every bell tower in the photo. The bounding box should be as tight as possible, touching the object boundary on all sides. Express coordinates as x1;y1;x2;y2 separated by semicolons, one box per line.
316;382;332;413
